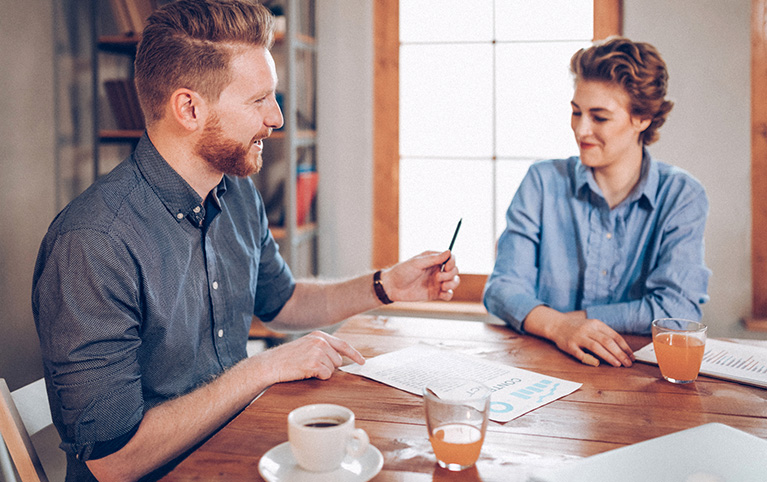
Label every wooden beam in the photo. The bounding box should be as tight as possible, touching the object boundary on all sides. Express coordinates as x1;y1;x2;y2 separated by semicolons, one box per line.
372;0;399;270
594;0;623;39
750;0;767;325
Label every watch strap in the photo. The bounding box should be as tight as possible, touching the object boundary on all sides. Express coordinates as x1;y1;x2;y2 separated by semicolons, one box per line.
373;270;393;305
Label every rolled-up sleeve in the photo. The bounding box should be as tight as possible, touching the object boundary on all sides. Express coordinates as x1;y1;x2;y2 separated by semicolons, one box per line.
33;227;144;461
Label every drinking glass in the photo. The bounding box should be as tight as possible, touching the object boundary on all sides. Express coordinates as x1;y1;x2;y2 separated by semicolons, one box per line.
423;380;490;471
652;318;707;384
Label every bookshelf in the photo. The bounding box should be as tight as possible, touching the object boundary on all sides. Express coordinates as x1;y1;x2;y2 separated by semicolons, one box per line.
91;1;142;178
256;0;319;278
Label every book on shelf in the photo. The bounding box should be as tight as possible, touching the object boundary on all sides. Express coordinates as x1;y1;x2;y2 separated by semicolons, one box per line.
296;168;318;226
104;79;145;130
108;0;134;35
108;0;156;36
263;168;319;228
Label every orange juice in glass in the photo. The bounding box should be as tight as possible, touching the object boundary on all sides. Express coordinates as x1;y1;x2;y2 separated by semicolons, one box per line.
423;380;490;471
429;423;484;467
652;318;707;383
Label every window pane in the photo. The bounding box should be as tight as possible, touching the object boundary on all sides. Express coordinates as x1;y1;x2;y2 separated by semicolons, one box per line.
495;159;534;242
495;41;588;159
495;0;593;41
397;1;595;277
400;0;494;43
400;44;494;158
400;158;495;273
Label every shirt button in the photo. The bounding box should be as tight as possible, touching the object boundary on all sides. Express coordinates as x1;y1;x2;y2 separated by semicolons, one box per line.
212;281;219;290
176;213;184;220
606;233;613;239
601;269;608;276
218;329;224;338
193;206;201;213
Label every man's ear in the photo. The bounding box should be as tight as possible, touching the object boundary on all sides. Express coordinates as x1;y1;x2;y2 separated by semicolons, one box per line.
170;88;206;131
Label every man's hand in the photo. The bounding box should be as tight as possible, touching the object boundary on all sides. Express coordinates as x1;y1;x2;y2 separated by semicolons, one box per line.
260;331;365;383
524;307;635;367
379;250;461;302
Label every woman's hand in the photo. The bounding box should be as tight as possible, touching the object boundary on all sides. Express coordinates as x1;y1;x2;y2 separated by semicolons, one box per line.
524;306;635;367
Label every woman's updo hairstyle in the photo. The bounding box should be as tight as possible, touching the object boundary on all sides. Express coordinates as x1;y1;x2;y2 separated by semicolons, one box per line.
570;36;673;145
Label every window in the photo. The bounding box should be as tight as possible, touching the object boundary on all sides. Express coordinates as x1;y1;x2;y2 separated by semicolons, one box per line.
373;0;621;301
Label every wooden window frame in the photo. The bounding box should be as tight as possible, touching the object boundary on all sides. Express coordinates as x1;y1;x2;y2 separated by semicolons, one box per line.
372;0;622;302
746;0;767;329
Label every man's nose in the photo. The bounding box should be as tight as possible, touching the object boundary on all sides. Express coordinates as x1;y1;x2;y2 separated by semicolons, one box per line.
266;97;284;130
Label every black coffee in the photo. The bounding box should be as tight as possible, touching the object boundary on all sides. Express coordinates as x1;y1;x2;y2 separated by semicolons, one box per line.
303;418;345;428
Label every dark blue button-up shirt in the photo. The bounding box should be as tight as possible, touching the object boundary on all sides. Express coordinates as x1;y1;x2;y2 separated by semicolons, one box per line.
484;151;711;335
32;134;295;477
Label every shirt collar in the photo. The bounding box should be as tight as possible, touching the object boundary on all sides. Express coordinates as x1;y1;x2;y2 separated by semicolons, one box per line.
132;133;206;225
208;177;227;211
633;148;659;209
574;148;659;210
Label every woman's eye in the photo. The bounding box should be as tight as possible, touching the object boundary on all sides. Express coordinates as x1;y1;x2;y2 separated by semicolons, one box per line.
572;111;582;117
594;116;608;122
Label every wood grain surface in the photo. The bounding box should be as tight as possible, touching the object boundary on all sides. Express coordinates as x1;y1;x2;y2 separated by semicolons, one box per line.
160;316;767;481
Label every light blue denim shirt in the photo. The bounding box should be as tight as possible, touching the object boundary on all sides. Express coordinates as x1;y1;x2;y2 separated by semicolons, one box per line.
483;150;711;335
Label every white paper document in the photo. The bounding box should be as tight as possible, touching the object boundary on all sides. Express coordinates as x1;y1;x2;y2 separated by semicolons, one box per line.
634;338;767;389
340;344;582;423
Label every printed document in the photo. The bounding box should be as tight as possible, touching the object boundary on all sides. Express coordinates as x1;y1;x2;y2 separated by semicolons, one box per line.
340;344;581;423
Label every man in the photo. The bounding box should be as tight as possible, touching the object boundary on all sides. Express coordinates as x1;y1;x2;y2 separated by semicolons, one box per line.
31;1;460;480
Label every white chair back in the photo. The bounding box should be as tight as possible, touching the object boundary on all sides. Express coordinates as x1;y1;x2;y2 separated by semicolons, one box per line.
0;378;64;482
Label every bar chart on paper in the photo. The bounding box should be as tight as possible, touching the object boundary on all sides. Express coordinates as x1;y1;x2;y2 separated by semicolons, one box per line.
634;338;767;389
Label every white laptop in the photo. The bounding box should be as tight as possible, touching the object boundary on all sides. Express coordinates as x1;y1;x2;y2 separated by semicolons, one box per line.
528;423;767;482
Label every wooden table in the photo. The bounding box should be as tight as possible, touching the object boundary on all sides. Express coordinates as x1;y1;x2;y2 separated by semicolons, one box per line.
161;315;767;481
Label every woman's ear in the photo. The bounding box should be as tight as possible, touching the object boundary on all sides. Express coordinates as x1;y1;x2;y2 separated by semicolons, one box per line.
634;116;652;134
170;88;206;131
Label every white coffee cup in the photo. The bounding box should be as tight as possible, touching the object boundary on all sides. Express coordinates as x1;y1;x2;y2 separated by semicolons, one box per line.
287;404;369;472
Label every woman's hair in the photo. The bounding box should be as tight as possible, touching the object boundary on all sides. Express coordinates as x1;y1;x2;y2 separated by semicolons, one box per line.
134;0;275;124
570;36;673;145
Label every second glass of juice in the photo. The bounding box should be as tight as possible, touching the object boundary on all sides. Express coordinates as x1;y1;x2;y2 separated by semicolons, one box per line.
652;318;707;384
423;379;490;471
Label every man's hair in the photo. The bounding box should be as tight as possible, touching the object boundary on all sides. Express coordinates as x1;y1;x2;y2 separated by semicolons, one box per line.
570;36;673;146
134;0;275;124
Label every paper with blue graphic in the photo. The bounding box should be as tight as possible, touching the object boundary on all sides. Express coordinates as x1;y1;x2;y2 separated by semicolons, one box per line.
340;344;581;423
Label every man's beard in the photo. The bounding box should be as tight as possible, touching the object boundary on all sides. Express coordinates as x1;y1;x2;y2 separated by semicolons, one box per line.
194;113;263;177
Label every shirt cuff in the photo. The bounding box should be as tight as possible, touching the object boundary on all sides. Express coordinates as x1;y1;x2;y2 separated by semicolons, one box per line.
88;422;140;460
585;304;650;334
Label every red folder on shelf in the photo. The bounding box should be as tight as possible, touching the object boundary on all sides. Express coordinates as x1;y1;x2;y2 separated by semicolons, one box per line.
296;170;318;226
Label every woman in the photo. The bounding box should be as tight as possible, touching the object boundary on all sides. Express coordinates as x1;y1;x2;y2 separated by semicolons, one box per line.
483;37;710;368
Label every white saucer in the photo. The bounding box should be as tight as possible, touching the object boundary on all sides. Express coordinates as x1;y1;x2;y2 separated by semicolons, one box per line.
258;441;383;482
